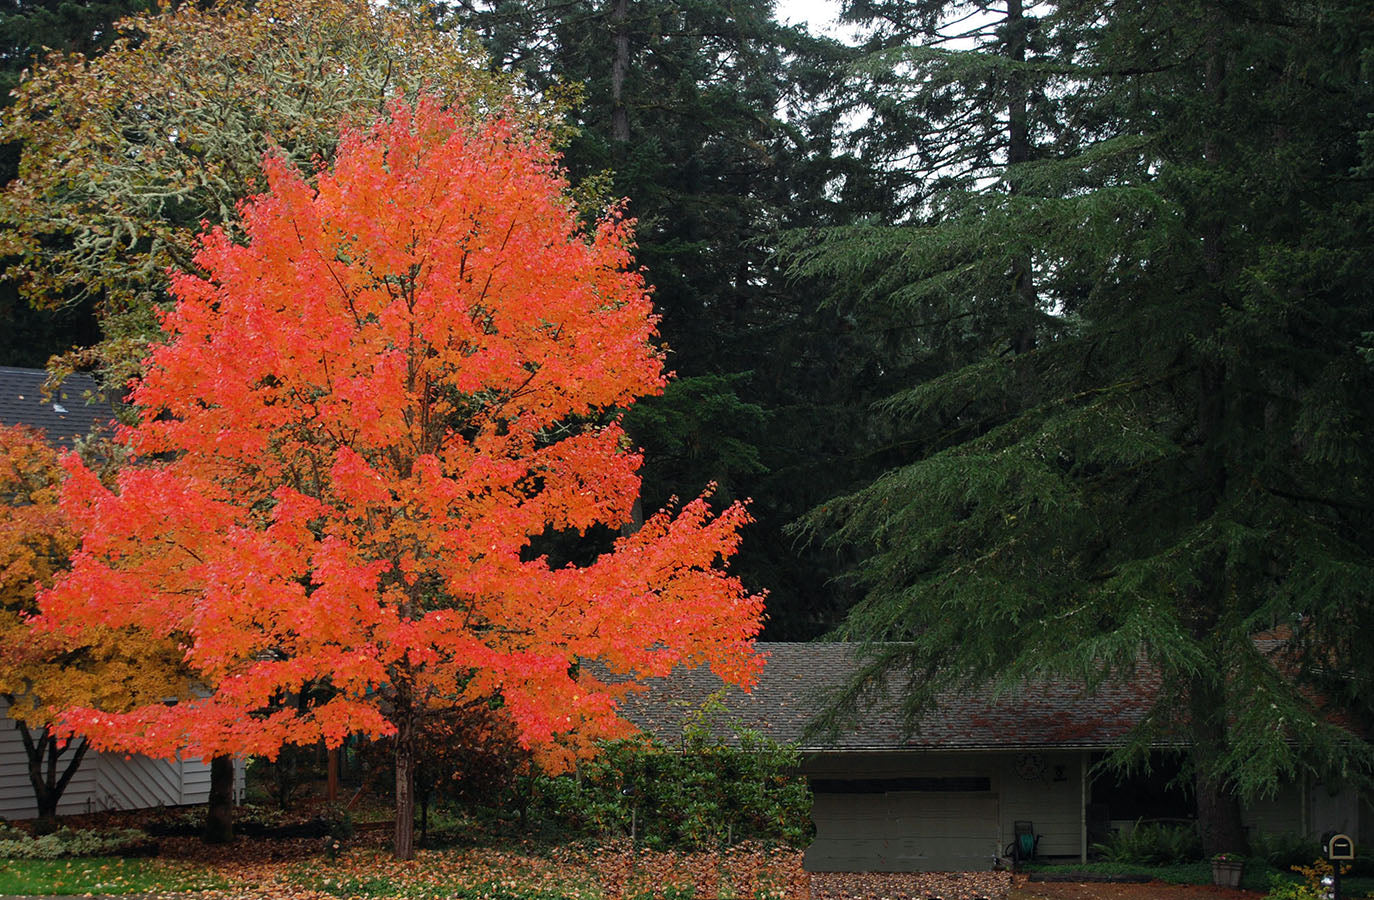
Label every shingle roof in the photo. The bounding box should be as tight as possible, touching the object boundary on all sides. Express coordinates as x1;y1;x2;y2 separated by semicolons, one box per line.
0;367;116;449
618;642;1156;753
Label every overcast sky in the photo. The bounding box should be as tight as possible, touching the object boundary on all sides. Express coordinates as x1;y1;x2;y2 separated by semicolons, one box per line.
772;0;851;39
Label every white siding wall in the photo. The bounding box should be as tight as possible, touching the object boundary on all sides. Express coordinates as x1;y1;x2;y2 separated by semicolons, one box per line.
1309;780;1361;842
805;750;1089;867
805;749;1358;872
0;698;97;819
1242;782;1303;838
94;754;182;811
2;699;245;818
993;751;1084;858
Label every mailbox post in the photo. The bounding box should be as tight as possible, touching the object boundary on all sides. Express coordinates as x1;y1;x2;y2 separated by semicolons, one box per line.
1325;833;1355;900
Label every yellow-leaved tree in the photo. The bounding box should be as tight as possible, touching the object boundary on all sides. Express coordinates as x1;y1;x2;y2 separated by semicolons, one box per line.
0;425;187;827
0;0;547;389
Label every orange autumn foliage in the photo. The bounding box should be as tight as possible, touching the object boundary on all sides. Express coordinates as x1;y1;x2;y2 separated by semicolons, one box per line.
1;425;186;723
1;424;187;818
39;99;764;782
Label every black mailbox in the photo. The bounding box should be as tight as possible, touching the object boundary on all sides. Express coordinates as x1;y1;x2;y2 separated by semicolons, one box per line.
1327;833;1355;861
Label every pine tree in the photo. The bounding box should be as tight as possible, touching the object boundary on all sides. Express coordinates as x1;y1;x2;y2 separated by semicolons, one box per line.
796;0;1374;853
449;0;884;635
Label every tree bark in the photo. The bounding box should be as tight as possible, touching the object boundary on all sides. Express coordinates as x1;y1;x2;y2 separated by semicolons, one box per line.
1005;0;1038;355
619;495;644;538
203;754;235;844
15;718;88;830
393;695;418;860
327;745;340;804
1190;673;1247;855
610;0;630;144
1184;20;1244;857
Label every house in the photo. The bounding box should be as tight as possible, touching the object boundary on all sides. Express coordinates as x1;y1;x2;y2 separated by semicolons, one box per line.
0;366;244;820
620;642;1368;872
0;366;114;449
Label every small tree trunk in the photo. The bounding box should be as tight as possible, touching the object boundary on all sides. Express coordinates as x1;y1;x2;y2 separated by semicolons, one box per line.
327;745;340;804
620;496;644;538
16;718;88;832
393;702;418;860
203;755;235;844
518;761;534;831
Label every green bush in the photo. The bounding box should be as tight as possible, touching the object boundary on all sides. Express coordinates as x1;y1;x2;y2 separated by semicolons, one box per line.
1251;832;1323;872
1263;859;1353;900
1263;874;1323;900
533;698;812;849
0;827;156;859
1092;821;1202;864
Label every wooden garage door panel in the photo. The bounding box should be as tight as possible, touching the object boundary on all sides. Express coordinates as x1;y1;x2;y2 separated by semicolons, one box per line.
806;792;999;872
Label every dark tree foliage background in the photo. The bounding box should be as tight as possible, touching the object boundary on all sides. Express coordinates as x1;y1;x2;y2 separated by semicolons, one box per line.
446;0;893;637
0;0;138;365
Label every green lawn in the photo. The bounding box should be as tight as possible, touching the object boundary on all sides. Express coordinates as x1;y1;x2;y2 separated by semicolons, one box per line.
0;857;228;895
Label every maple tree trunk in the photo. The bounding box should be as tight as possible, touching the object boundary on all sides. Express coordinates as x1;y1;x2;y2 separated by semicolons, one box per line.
327;745;340;804
620;495;644;538
393;703;418;860
203;754;235;843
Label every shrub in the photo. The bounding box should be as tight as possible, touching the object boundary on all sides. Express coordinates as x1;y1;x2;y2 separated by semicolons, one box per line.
0;827;156;859
1265;859;1351;900
533;698;812;849
141;806;204;836
1251;832;1323;872
142;802;350;840
1263;874;1322;900
1091;820;1202;864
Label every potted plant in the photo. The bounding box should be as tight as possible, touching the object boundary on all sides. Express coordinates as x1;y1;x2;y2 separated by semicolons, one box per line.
1211;852;1246;888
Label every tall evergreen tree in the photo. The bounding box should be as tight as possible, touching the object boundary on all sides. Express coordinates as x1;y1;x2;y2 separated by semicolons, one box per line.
449;0;888;635
795;0;1374;853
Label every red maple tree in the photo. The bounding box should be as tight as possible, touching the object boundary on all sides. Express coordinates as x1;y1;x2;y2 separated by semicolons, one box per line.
40;99;764;858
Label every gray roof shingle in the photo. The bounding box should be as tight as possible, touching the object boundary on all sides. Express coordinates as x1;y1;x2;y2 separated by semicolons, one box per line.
619;642;1155;752
0;367;116;449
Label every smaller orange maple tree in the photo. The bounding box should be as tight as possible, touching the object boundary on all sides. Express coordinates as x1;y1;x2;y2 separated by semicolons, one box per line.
39;98;765;858
0;425;186;823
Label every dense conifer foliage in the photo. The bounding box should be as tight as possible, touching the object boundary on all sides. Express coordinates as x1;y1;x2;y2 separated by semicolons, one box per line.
450;0;889;635
794;0;1374;854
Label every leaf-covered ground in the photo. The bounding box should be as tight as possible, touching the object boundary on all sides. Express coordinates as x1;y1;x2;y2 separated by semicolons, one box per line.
116;834;809;900
5;838;1321;900
0;833;1015;899
5;818;1336;900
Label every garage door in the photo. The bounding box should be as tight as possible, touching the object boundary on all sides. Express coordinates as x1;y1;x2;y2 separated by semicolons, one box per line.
804;787;1000;872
